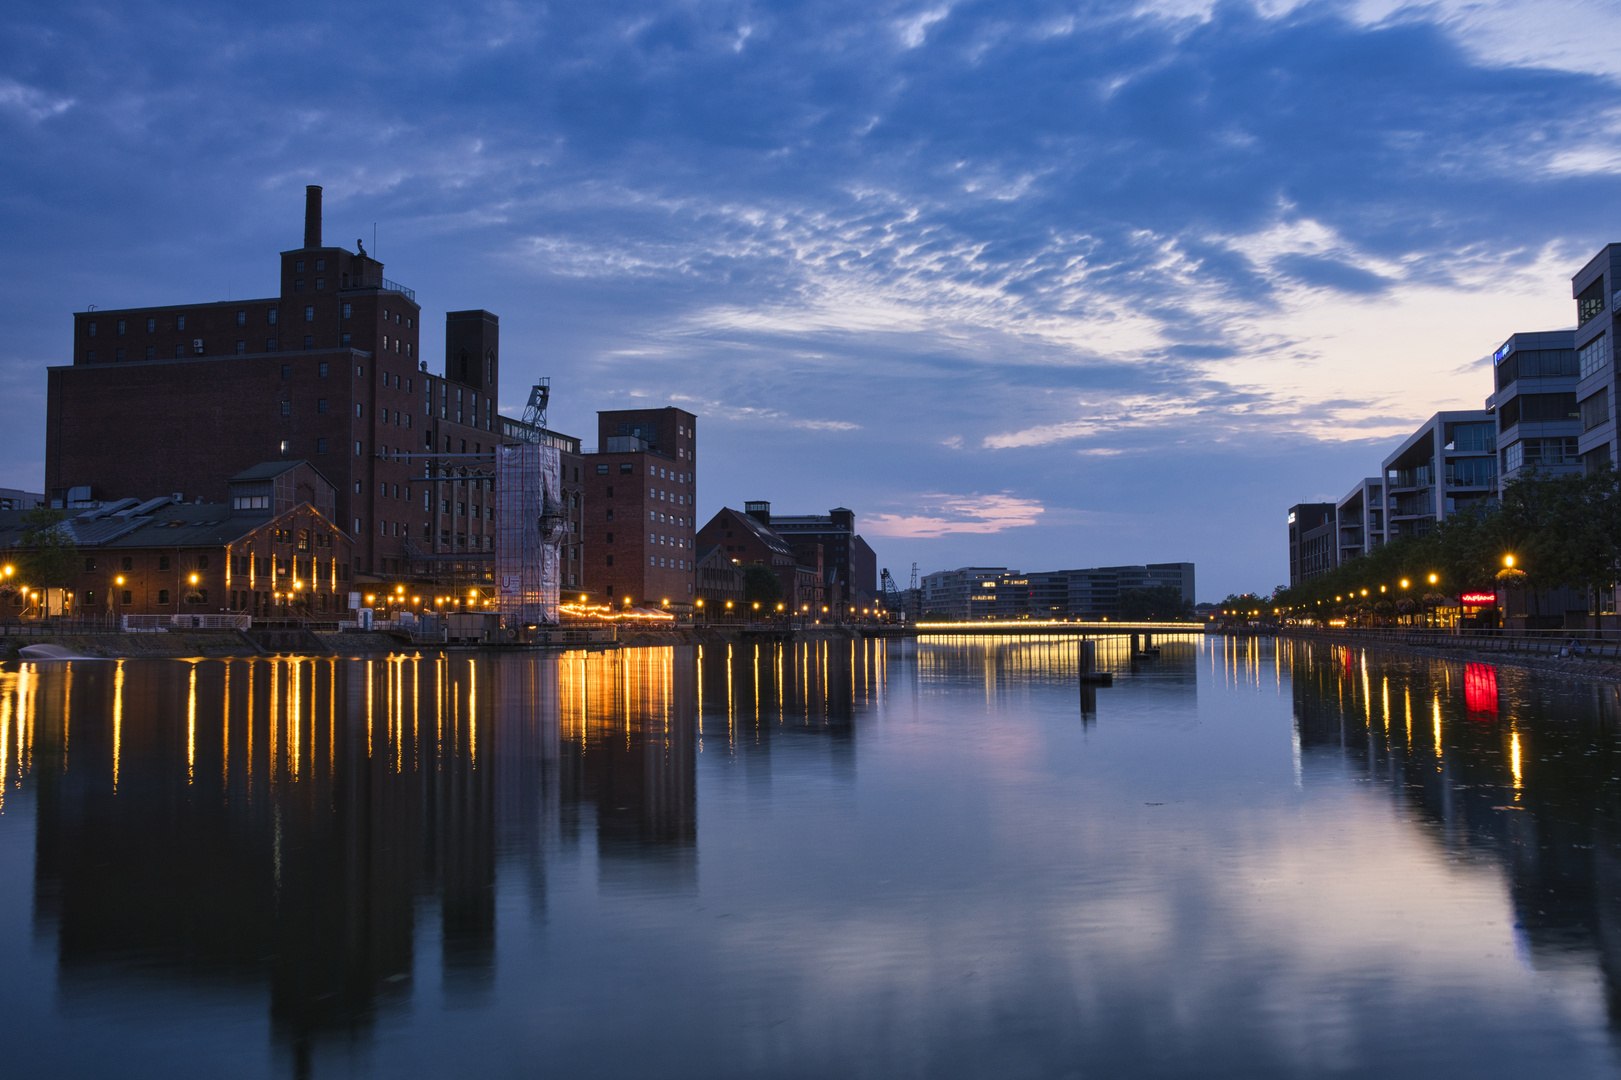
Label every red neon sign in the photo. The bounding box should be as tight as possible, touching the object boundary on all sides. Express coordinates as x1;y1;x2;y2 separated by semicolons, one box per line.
1459;592;1497;606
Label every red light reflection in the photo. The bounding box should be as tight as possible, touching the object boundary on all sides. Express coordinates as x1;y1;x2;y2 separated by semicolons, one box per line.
1464;663;1498;716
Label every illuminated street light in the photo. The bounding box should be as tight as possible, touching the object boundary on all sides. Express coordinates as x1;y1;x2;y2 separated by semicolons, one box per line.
1428;573;1438;584
1400;579;1409;589
1504;555;1516;568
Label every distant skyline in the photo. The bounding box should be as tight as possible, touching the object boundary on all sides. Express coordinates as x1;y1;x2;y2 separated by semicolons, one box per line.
3;0;1618;599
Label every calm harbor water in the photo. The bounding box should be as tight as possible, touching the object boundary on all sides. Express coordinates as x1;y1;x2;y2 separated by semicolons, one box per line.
2;634;1621;1078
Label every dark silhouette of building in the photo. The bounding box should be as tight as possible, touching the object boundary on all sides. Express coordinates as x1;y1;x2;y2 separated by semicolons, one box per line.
49;186;582;597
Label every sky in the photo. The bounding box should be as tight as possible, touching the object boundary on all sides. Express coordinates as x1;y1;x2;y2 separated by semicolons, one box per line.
3;0;1620;600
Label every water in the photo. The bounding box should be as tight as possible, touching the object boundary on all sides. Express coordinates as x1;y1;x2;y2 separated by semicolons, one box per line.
1;634;1619;1078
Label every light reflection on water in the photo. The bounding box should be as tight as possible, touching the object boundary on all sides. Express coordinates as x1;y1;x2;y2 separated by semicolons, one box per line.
0;636;1618;1078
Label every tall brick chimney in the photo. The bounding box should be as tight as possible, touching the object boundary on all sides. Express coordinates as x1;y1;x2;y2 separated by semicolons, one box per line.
303;185;322;249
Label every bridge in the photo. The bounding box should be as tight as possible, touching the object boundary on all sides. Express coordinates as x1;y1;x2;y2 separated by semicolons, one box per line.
902;621;1206;637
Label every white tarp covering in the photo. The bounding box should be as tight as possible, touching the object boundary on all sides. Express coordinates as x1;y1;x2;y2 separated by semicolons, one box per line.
495;442;562;626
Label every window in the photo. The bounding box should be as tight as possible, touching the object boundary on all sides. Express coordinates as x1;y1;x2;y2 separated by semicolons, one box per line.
236;341;246;354
303;336;313;350
1583;387;1610;431
295;280;304;292
236;310;246;326
280;401;291;416
121;557;132;571
317;398;328;413
315;259;325;271
280;439;291;453
174;345;185;359
356;403;363;418
340;332;351;347
606;555;614;567
198;555;208;569
267;338;278;352
606;488;614;500
268;309;278;325
117;320;126;335
1519;393;1579;423
1445;422;1495;453
315;278;324;291
177;315;186;331
232;495;270;510
341;302;351;319
304;306;314;322
116;348;125;361
355;441;363;456
84;557;96;571
145;346;155;360
158;589;169;605
1445;456;1497;488
316;438;327;454
620;463;632;474
318;361;328;377
606;532;614;543
1579;277;1606;327
296;261;305;273
1580;334;1610;380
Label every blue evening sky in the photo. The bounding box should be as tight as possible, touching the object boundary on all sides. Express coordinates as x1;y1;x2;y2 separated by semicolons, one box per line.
3;0;1619;599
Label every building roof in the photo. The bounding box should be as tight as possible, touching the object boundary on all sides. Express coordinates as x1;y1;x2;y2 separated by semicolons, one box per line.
229;460;311;482
724;507;798;559
0;499;339;551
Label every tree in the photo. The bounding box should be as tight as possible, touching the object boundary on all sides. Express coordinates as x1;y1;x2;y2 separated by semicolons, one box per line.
15;508;78;592
742;563;782;607
1118;585;1194;621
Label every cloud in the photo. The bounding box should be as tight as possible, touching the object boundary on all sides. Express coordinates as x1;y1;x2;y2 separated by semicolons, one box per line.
0;78;72;122
865;492;1044;537
1;0;1619;592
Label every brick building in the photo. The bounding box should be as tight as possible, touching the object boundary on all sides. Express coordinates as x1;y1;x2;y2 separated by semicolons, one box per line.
581;407;697;608
695;506;822;613
47;186;584;598
743;503;877;617
0;461;353;618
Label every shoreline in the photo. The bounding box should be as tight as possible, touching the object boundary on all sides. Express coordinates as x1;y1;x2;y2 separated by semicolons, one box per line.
1273;628;1621;684
0;624;894;660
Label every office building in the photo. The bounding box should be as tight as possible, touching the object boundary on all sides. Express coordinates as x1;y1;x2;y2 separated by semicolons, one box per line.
1287;503;1337;587
1381;411;1497;538
920;567;1007;620
46;186;582;597
1573;247;1620;473
582;407;698;608
1490;330;1580;486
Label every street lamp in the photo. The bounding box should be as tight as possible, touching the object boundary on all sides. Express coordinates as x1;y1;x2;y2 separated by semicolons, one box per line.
1428;573;1438;584
1504;555;1516;568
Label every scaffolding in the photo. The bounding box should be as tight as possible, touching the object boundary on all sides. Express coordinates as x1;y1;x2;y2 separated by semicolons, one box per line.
495;441;563;626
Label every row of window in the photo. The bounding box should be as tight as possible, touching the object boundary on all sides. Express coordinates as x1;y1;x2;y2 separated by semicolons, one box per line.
82;554;197;572
87;310;277;338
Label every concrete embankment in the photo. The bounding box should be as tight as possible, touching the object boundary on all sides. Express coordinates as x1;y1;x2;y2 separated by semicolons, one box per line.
1275;628;1621;683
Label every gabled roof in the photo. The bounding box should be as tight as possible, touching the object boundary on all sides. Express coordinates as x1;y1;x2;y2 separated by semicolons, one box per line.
229;460;311;482
725;507;797;558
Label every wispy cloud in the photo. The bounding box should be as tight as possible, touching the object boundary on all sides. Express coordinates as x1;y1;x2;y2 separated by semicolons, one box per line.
866;493;1044;537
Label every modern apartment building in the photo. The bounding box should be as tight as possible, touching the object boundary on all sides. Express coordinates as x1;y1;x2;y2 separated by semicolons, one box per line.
1573;246;1621;473
1381;411;1498;538
582;407;698;608
1489;330;1580;486
1334;480;1384;564
46;186;583;597
1287;503;1337;587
